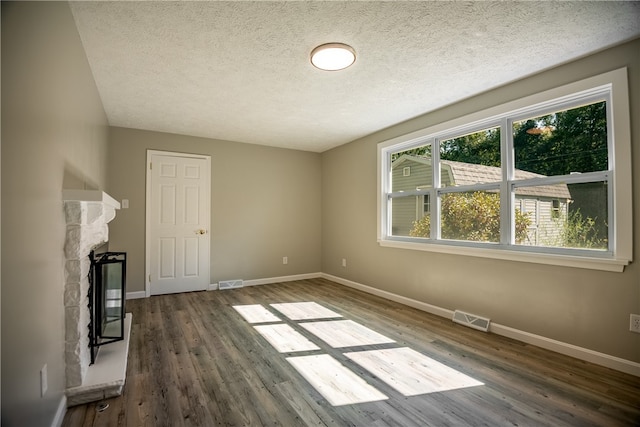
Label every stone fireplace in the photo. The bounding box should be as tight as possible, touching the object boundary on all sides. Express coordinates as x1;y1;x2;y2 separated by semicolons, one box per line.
62;190;131;406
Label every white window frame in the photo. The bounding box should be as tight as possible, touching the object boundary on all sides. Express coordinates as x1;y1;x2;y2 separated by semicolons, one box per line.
377;68;632;272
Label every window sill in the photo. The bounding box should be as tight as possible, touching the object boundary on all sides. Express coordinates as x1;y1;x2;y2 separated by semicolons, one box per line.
378;239;629;272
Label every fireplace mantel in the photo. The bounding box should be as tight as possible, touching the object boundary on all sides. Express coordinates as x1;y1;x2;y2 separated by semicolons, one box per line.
63;189;121;209
62;189;131;406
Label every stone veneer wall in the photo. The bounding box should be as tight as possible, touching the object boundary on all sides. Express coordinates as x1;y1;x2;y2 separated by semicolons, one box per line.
63;199;116;388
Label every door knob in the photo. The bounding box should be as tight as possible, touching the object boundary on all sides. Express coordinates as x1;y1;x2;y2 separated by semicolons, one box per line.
195;229;208;235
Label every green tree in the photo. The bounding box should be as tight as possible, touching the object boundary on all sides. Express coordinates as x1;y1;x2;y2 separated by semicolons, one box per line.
540;209;607;250
391;145;431;162
513;102;607;176
513;117;554;174
440;128;501;167
436;102;607;177
409;192;530;243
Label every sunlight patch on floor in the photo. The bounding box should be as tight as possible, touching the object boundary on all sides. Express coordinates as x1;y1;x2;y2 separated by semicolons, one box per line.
300;319;395;348
233;304;281;323
286;354;388;406
270;302;343;320
345;347;484;396
234;301;484;406
254;324;321;353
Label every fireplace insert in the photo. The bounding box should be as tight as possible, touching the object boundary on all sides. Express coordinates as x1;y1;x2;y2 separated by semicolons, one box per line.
89;249;127;365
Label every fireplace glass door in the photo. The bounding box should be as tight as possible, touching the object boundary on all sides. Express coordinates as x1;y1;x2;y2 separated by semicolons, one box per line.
90;251;126;364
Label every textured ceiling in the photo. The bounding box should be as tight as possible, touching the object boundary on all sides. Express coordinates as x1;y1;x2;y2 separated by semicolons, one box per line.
69;1;640;152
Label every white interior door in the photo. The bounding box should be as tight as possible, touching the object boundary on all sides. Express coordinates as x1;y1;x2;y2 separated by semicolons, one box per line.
147;151;210;295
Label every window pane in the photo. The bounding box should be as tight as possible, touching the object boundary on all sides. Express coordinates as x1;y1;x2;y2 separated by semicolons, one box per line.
515;181;608;250
390;195;426;238
440;191;500;243
440;127;501;186
513;101;607;177
391;144;432;192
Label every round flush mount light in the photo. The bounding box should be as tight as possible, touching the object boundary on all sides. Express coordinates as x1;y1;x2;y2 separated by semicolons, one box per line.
310;43;356;71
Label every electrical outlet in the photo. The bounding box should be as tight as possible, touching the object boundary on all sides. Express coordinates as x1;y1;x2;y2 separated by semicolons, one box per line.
40;364;48;397
282;256;288;265
342;258;347;268
630;314;640;333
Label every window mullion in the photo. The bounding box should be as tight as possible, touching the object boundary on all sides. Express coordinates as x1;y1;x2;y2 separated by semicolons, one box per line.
511;171;609;187
388;189;431;198
501;117;513;246
605;93;615;254
432;139;441;240
383;149;393;239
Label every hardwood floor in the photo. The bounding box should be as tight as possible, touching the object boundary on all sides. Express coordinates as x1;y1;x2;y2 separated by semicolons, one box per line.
63;278;640;427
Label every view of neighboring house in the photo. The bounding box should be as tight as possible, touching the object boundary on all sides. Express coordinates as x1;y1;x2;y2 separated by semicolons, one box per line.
391;155;571;245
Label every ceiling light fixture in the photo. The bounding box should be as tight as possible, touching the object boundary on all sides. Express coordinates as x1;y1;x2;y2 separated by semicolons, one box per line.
310;43;356;71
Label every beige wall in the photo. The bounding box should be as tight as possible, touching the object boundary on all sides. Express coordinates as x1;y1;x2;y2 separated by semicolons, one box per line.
107;128;322;293
322;38;640;363
1;2;110;426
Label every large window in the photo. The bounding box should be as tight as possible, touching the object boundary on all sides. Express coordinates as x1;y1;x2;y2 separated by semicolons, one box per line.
378;68;632;272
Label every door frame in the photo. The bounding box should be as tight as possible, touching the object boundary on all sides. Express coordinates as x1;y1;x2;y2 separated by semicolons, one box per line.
145;149;212;297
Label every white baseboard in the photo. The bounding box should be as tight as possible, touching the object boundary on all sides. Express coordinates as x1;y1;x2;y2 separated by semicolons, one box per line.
490;323;640;376
322;273;454;319
321;273;640;377
52;395;67;427
243;272;322;287
126;291;146;300
135;273;323;295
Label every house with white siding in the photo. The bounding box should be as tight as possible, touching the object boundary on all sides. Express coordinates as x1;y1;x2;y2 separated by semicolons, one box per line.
391;155;571;245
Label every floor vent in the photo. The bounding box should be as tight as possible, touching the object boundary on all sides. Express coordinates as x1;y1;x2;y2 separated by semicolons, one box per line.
452;310;490;332
219;279;244;290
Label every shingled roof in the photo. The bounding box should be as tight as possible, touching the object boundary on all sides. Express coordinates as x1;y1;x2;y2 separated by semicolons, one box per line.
441;160;572;199
393;155;571;199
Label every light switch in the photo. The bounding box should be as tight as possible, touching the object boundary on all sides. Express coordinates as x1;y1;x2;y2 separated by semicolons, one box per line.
121;199;129;209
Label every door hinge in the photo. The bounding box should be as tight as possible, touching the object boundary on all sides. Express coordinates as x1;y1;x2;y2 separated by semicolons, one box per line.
149;162;152;170
148;274;151;282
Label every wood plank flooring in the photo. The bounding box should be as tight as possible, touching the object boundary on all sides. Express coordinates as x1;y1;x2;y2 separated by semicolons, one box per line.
63;278;640;427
